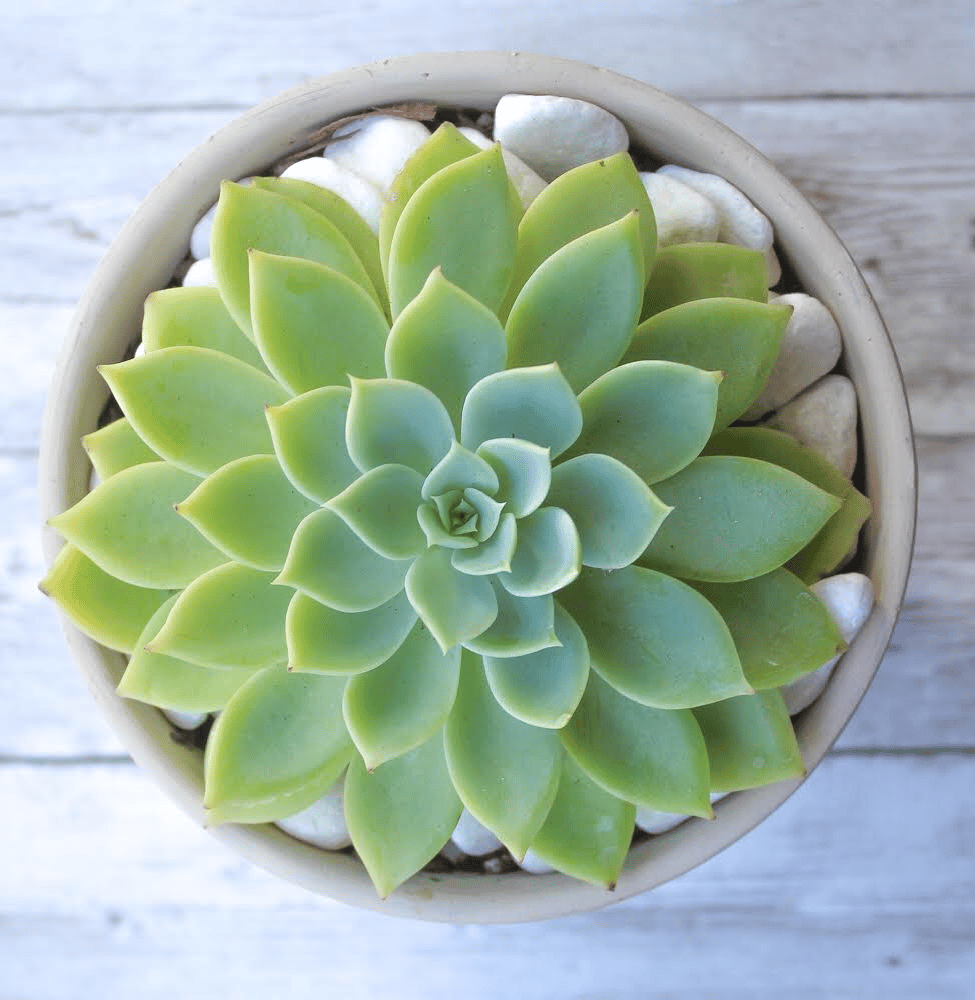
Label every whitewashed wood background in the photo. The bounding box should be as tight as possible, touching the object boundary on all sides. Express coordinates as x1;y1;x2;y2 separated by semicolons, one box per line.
3;1;974;996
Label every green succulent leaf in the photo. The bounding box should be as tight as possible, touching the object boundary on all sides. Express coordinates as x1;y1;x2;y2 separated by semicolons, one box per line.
641;242;768;319
39;543;173;654
210;180;380;336
379;122;481;282
445;651;562;859
451;513;518;576
49;462;225;589
693;689;806;791
387;144;521;318
483;601;590;728
561;670;712;816
461;364;582;457
118;596;254;711
705;426;871;582
251;175;386;314
177;455;316;571
506;152;656;316
417;498;478;550
148;562;290;669
82;417;159;481
278;507;409;612
505;211;644;392
286;589;417;676
475;438;552;518
497;506;580;597
692;568;846;689
405;547;499;653
559;566;750;709
463;579;559;658
563;360;720;484
640;456;842;582
204;666;353;824
343;619;462;770
141;285;269;372
547;454;670;570
100;347;288;477
626;298;792;430
266;386;360;504
422;440;500;500
249;251;388;394
346;377;454;476
328;463;425;560
528;753;636;888
345;732;463;898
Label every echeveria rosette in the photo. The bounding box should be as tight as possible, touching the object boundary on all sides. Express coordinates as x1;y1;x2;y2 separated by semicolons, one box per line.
43;121;867;898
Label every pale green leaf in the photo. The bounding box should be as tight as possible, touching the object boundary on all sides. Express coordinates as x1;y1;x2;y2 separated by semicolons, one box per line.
640;456;842;582
204;666;352;823
118;596;254;712
561;670;712;816
345;733;463;898
177;455;316;571
483;601;590;728
506;212;644;392
559;566;751;709
328;463;425;560
149;562;290;669
475;438;552;518
444;650;562;859
692;568;846;689
416;499;478;550
421;440;500;501
460;364;582;457
343;618;461;770
463;578;559;659
286;589;417;675
497;506;580;597
49;462;225;589
693;689;806;791
99;347;289;477
546;454;670;570
404;547;498;652
387;144;520;318
563;360;720;484
385;269;507;432
82;417;159;481
266;386;360;503
210;180;380;336
450;512;518;575
249;251;388;394
40;543;173;654
345;377;454;476
277;507;409;612
528;753;635;888
625;298;792;429
641;242;767;319
141;285;269;372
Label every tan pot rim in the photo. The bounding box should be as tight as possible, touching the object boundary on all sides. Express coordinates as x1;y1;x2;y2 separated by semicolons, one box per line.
38;51;917;924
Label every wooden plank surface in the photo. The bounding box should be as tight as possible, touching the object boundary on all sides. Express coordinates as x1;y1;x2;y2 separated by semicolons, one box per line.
4;1;974;995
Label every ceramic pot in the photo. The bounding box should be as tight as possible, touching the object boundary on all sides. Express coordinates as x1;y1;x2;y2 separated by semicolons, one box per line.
38;52;916;923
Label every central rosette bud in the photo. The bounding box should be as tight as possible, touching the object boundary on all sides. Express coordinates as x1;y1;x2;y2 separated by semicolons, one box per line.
425;488;504;547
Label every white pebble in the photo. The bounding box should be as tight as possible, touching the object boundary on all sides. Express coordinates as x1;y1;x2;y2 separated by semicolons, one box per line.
743;293;843;420
763;374;859;477
274;776;352;850
639;171;721;246
323;115;430;195
181;257;216;287
766;247;782;288
518;849;556;875
657;164;773;252
782;573;874;715
281;156;385;234
635;792;727;835
162;708;208;730
451;809;503;857
458;126;547;208
493;94;629;181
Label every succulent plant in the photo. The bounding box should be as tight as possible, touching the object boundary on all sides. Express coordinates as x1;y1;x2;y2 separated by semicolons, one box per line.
43;121;870;897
